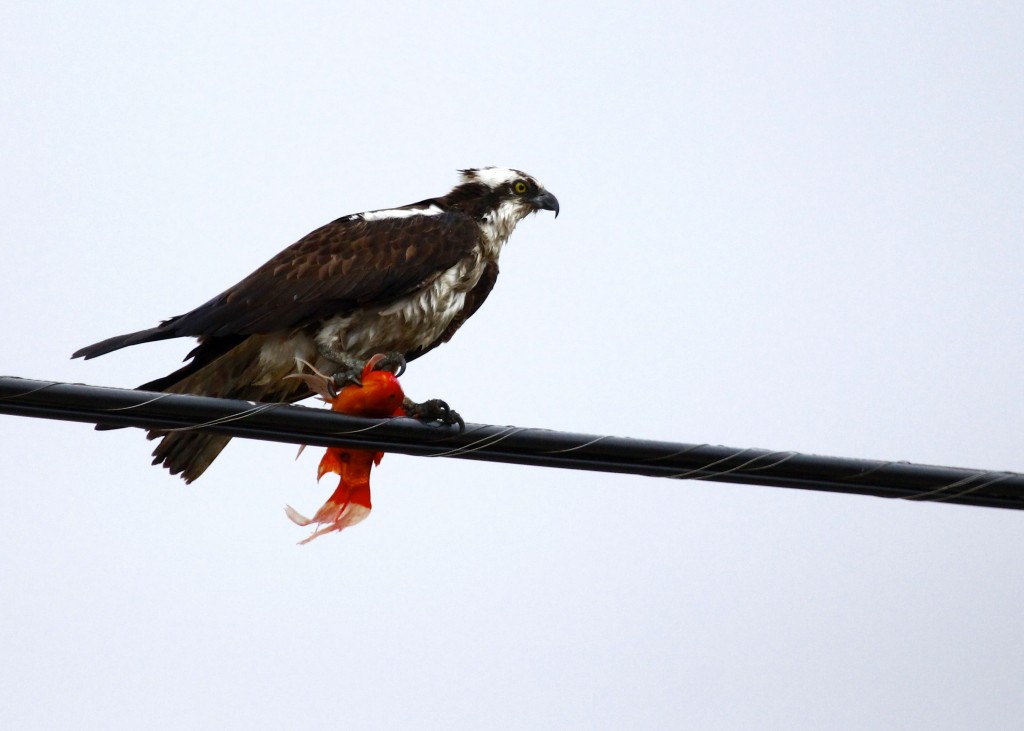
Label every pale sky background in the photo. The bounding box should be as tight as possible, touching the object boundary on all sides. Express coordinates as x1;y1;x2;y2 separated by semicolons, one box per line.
2;2;1023;729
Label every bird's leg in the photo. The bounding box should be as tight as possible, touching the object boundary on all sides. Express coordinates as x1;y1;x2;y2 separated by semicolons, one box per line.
403;397;465;431
316;342;408;390
315;341;371;390
330;361;367;392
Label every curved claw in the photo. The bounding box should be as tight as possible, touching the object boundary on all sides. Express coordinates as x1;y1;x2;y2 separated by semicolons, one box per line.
370;351;407;378
403;397;465;431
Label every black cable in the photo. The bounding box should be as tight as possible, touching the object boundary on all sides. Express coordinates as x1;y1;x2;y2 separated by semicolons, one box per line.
2;375;1022;510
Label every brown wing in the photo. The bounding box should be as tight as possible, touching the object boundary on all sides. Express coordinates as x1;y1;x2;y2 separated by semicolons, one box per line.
163;208;481;338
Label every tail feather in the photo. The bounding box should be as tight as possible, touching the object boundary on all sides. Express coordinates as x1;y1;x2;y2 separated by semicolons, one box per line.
81;331;312;481
72;326;178;360
147;429;232;483
139;334;312;482
138;336;244;392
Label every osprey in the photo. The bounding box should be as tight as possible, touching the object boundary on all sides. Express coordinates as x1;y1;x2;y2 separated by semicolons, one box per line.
73;167;559;482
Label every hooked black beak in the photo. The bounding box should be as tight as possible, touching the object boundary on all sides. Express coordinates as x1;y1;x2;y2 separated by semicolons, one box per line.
531;190;560;218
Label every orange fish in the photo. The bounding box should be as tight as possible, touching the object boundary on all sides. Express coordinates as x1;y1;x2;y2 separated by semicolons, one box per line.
285;356;406;544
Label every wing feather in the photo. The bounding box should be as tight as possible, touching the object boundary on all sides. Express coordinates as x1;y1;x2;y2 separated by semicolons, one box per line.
164;209;480;338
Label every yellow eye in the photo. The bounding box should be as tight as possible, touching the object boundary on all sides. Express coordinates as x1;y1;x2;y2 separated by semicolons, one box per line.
513;181;528;194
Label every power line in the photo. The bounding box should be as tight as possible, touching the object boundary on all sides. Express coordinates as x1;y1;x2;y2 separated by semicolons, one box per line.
2;375;1022;510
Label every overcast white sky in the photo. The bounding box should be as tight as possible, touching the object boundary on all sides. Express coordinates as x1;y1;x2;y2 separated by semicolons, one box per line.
2;2;1023;729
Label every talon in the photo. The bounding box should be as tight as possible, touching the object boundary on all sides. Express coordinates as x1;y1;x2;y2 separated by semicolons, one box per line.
403;397;465;430
370;351;407;378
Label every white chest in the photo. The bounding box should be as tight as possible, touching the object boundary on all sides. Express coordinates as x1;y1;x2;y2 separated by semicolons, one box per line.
314;249;489;358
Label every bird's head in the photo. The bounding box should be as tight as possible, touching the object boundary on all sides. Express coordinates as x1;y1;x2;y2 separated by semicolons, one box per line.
443;167;559;250
458;167;559;218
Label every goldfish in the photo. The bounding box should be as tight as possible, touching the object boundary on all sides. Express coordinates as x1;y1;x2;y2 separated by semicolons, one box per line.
285;355;406;544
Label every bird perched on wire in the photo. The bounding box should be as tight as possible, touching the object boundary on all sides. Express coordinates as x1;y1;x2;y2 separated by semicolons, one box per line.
73;167;559;482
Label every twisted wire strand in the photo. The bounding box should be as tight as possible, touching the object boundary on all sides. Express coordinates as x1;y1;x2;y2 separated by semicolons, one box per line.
159;402;284;433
